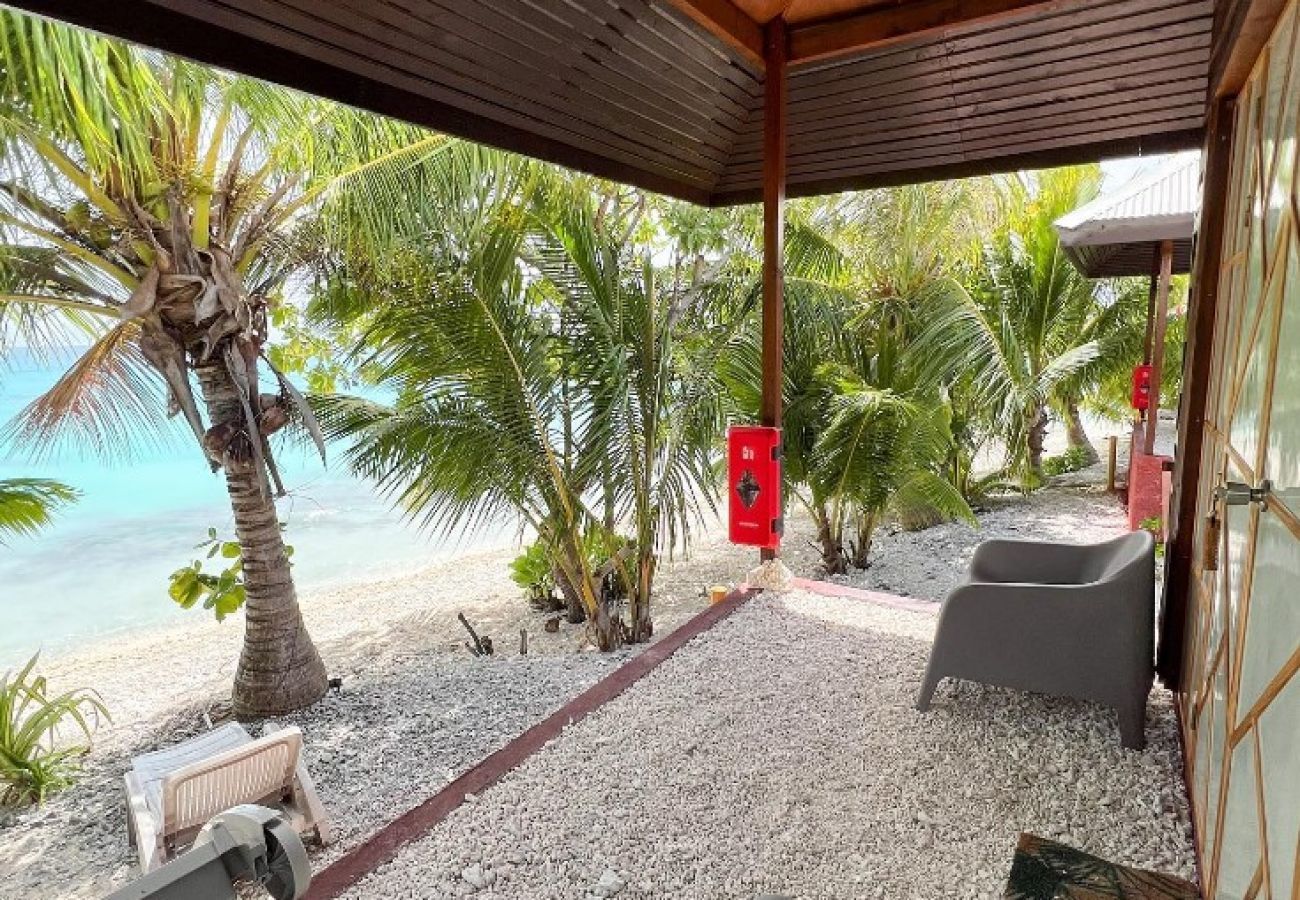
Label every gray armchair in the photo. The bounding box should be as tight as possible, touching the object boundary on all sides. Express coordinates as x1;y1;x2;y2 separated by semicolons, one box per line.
916;530;1156;749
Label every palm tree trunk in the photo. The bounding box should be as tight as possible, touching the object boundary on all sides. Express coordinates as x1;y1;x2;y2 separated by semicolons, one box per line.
552;561;587;624
196;362;327;717
850;512;877;569
1026;405;1048;478
815;504;847;575
1065;399;1100;465
628;549;654;643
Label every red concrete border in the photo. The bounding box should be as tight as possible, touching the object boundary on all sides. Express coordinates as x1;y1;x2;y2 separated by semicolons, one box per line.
791;576;939;616
304;587;761;900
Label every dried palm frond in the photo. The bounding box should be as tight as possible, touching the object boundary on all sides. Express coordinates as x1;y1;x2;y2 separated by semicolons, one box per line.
3;320;180;462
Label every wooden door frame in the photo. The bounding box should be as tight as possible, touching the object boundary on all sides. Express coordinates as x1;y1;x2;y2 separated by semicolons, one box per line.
1160;97;1234;689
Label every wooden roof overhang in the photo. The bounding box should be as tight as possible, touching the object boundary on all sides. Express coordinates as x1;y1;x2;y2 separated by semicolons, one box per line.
10;0;1213;206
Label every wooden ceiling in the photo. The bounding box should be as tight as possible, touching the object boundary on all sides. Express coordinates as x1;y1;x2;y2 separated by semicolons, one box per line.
731;0;896;25
11;0;1212;205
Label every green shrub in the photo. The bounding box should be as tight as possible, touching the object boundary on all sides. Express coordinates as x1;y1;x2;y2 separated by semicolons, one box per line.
1043;445;1093;477
0;655;109;806
510;540;555;594
510;529;635;613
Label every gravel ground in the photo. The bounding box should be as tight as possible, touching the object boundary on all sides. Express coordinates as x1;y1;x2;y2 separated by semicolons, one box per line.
342;591;1195;900
0;484;1149;898
815;484;1127;602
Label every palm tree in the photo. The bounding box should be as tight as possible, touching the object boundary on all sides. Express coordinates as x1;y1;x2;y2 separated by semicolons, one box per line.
538;187;724;641
918;166;1130;482
0;478;77;542
713;186;979;573
315;171;722;648
810;377;972;569
0;11;449;715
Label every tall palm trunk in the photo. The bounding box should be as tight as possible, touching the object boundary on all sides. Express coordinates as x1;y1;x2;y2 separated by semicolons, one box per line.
629;548;654;643
1064;399;1100;465
196;363;327;716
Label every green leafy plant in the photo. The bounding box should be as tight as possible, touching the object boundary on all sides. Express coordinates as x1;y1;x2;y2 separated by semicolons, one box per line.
1139;516;1166;558
168;527;293;621
510;540;560;610
1043;445;1094;477
0;654;109;806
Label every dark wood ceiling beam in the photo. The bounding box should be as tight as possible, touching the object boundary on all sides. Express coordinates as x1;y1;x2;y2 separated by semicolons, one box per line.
788;0;1077;64
662;0;766;68
717;102;1207;185
708;127;1204;205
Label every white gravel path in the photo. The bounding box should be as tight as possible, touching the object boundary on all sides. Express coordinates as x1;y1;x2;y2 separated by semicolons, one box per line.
342;591;1195;900
822;486;1127;601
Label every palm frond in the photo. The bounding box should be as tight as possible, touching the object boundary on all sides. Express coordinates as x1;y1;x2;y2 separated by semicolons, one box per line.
0;478;78;542
2;320;180;462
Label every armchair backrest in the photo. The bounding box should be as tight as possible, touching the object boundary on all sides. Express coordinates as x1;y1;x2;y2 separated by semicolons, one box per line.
1093;531;1155;584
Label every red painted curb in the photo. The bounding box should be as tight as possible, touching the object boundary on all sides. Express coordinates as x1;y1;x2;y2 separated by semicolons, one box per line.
305;587;761;900
791;576;939;616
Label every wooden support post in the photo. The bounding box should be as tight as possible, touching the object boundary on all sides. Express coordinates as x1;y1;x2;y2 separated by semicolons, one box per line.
1159;98;1235;690
1106;435;1118;492
759;18;787;562
1143;239;1174;456
1140;256;1158;431
1142;251;1159;366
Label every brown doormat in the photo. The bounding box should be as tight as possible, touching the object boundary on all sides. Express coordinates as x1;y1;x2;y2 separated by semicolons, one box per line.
1004;833;1199;899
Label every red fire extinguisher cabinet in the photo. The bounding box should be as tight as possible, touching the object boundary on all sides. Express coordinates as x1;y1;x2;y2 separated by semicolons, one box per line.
1131;364;1153;411
727;425;783;549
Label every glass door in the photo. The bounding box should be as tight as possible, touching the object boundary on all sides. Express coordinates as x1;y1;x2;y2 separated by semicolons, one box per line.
1182;4;1300;897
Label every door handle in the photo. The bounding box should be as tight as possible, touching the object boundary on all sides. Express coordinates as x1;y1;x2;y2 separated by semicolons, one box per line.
1214;480;1272;506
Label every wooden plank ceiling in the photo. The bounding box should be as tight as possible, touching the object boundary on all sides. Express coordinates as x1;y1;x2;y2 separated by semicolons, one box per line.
13;0;1212;205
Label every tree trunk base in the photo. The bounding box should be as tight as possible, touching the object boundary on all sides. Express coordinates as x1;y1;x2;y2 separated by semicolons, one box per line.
231;623;328;718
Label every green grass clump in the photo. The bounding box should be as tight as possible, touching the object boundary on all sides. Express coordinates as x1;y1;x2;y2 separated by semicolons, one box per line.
0;655;109;806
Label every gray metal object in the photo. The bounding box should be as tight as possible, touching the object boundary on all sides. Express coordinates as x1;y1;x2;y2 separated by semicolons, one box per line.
916;531;1156;750
105;804;310;900
1215;479;1272;506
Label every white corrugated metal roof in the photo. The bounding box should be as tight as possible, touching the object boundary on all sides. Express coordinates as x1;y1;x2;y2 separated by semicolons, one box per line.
1055;151;1201;247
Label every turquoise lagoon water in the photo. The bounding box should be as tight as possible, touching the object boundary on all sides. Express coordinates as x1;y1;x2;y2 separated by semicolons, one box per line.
0;349;516;667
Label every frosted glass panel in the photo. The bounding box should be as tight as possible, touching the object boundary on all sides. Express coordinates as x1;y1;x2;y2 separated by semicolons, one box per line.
1265;242;1300;509
1258;674;1300;899
1215;737;1261;898
1238;512;1300;715
1221;481;1252;674
1229;280;1276;469
1262;10;1296;249
1204;659;1229;853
